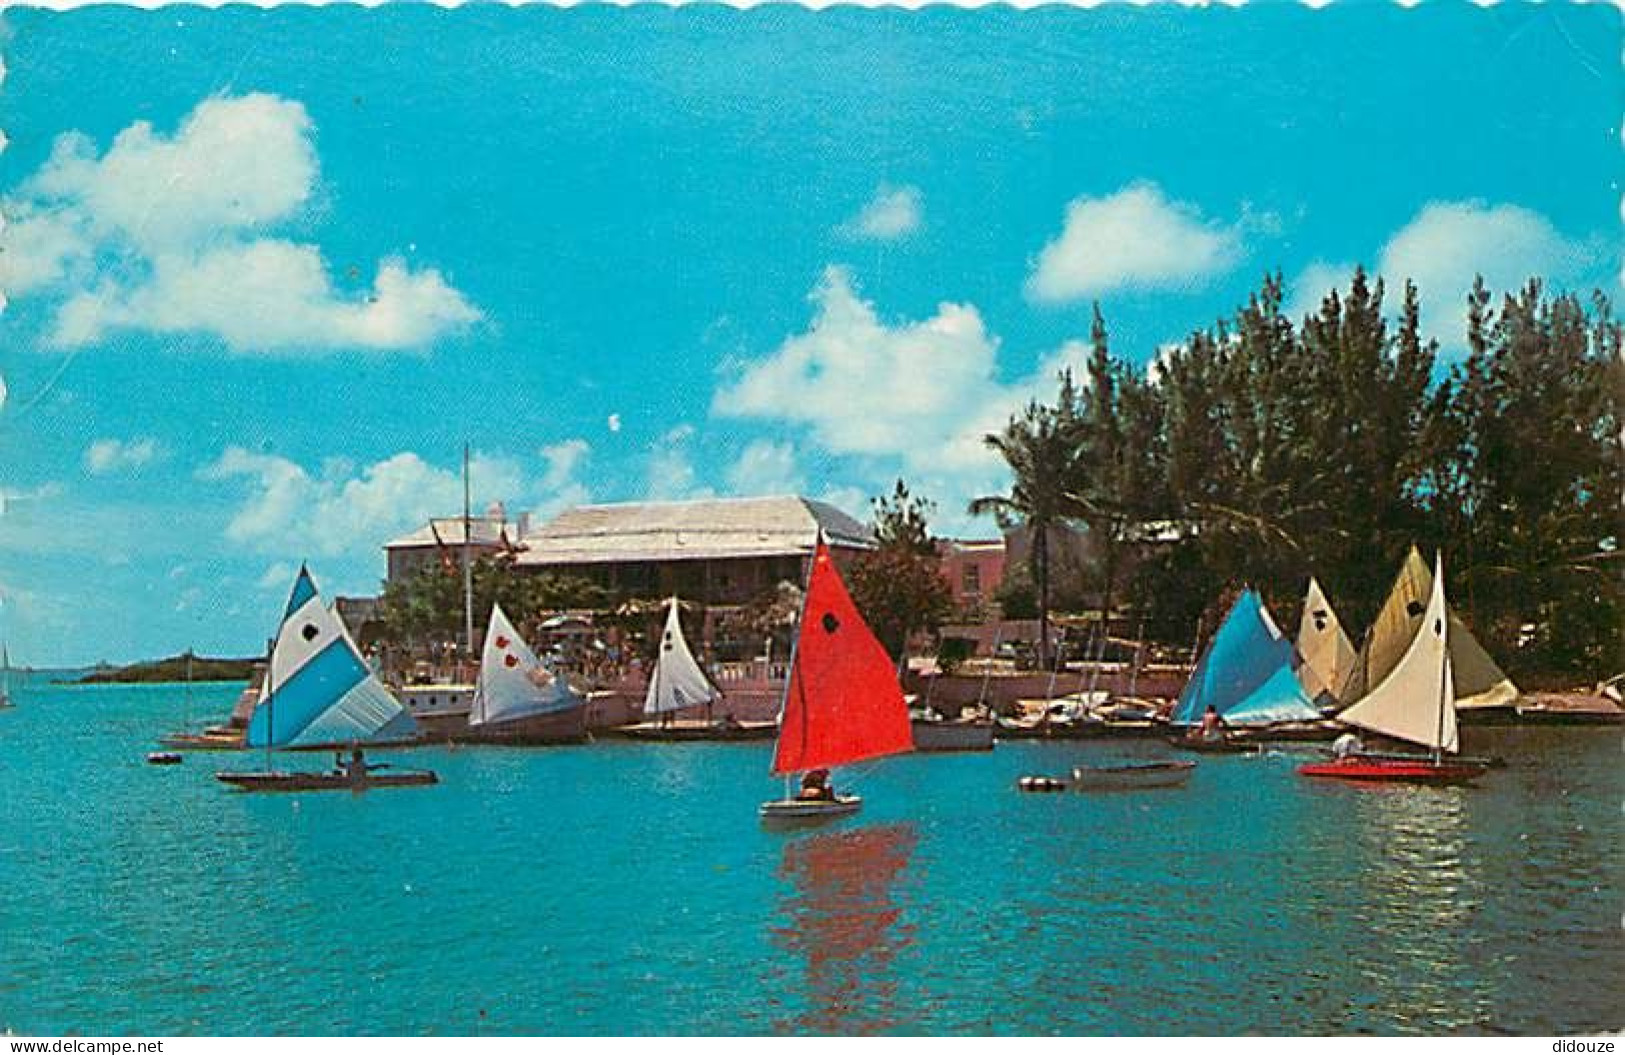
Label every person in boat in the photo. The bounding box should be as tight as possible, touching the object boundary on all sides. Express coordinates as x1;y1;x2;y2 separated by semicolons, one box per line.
344;749;372;781
1332;731;1365;759
1196;704;1227;742
797;768;837;802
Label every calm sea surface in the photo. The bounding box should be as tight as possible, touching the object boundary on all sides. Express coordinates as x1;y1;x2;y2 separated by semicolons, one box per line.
1;673;1620;1036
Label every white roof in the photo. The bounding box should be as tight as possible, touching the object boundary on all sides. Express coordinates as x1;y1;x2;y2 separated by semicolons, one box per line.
384;516;519;550
514;495;871;566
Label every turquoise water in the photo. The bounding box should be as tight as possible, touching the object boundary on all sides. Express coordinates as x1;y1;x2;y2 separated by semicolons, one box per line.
1;674;1620;1036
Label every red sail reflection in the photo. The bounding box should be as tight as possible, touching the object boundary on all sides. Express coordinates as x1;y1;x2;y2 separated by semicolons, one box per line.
772;824;918;1035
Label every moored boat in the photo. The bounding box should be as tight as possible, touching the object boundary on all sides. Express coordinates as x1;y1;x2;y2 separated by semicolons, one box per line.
456;602;588;745
619;595;748;741
1299;552;1487;785
1070;760;1195;790
760;538;914;824
613;718;776;741
910;713;995;751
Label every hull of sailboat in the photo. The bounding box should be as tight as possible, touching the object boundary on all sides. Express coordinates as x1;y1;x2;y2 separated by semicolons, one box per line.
911;718;995;752
215;768;439;792
158;731;246;751
759;794;862;824
1070;760;1195;790
1297;756;1487;784
610;719;776;741
457;704;589;745
997;718;1163;740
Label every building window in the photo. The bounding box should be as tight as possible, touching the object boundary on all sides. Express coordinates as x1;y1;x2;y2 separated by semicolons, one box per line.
963;564;981;595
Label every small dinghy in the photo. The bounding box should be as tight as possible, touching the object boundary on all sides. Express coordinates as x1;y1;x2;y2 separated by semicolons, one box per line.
216;765;438;793
1071;759;1195;790
760;539;914;825
146;751;184;766
1299;553;1488;786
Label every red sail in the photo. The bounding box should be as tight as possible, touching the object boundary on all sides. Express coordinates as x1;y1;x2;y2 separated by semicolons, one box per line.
772;540;915;775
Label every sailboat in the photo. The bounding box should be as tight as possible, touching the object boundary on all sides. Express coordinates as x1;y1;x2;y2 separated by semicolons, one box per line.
0;644;13;709
217;565;434;791
621;597;773;741
1169;588;1325;750
1300;552;1488;784
460;602;587;744
1295;577;1357;705
1341;545;1518;720
760;539;915;822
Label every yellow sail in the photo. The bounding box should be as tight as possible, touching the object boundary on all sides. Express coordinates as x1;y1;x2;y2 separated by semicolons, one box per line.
1295;576;1357;702
1338;552;1457;753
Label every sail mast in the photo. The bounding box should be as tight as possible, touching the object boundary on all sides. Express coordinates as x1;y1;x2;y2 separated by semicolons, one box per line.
462;443;474;683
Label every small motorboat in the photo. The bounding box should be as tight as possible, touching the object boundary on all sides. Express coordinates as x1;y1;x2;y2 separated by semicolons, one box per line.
759;794;862;823
146;751;184;766
216;765;439;792
1071;759;1196;790
1297;755;1486;785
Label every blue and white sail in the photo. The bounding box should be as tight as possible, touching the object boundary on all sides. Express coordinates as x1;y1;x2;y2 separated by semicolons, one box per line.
1172;589;1323;727
644;597;722;717
246;566;417;748
470;603;581;727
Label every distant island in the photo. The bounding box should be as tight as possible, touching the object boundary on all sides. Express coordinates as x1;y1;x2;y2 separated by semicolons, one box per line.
74;654;259;684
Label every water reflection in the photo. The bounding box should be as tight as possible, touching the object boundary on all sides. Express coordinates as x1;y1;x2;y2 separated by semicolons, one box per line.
771;823;918;1035
1345;785;1495;1031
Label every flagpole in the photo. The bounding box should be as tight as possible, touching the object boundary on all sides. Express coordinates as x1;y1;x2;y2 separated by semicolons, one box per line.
463;443;474;683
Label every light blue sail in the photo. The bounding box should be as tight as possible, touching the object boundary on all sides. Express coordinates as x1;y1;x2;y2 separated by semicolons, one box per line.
247;566;417;748
1171;589;1322;727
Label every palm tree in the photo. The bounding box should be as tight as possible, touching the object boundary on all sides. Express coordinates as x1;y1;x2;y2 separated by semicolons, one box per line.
969;389;1086;669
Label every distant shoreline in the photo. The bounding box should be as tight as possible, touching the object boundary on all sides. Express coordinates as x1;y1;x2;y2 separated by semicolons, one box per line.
72;655;259;684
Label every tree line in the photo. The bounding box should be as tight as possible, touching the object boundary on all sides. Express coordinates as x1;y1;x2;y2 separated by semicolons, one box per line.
971;268;1622;682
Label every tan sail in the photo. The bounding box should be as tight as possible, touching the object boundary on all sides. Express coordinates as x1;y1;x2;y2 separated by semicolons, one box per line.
1344;546;1430;703
1338;552;1457;753
1296;576;1357;702
1446;611;1519;711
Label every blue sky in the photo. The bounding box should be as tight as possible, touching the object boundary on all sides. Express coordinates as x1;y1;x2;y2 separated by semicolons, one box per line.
0;5;1618;665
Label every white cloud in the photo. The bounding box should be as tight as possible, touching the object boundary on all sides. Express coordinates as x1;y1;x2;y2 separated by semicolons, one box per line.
716;266;1084;477
712;266;1094;533
536;438;591;516
84;437;162;474
645;424;714;502
1;93;480;353
1027;182;1243;303
725;439;803;496
199;447;526;557
1285;201;1601;351
256;561;296;591
840;184;923;241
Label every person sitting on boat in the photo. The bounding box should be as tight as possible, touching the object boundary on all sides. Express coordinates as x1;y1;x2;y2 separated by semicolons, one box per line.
1332;731;1365;760
1197;704;1226;742
797;768;836;802
344;749;372;781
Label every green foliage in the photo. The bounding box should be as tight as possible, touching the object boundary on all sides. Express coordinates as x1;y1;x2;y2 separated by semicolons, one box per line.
934;636;975;676
847;481;956;660
974;269;1623;681
377;555;612;647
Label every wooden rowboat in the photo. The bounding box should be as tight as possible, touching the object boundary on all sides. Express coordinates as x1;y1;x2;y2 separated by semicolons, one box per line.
1071;760;1196;790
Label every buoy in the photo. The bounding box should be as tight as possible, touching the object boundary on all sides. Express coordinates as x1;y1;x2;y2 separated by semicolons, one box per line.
1018;775;1070;792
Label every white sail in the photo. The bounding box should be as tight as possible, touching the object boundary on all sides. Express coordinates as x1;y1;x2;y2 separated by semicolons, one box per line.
470;603;579;726
644;597;721;716
1447;611;1519;711
247;566;416;748
1296;577;1357;702
1338;552;1457;753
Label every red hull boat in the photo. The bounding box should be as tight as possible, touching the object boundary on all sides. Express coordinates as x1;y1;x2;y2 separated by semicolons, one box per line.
1298;755;1486;784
